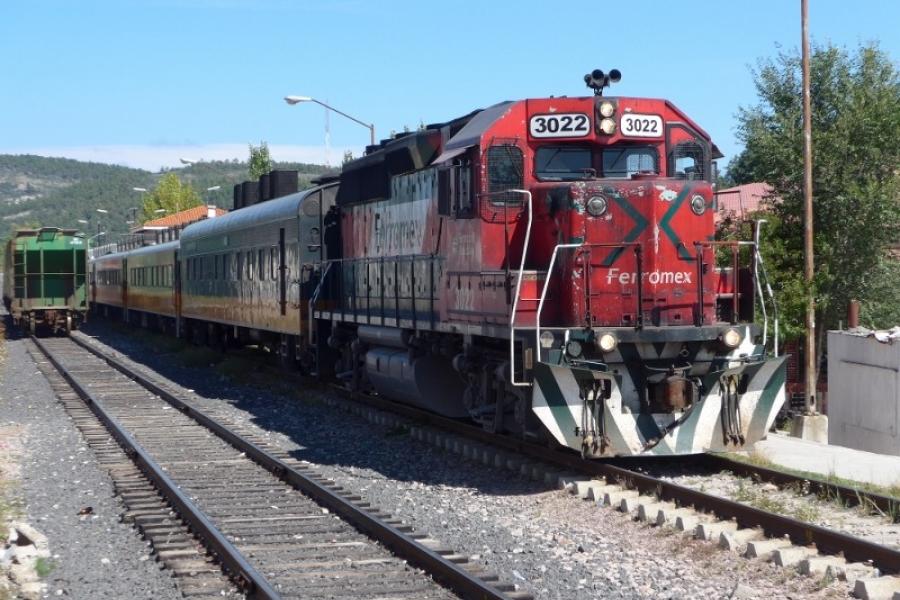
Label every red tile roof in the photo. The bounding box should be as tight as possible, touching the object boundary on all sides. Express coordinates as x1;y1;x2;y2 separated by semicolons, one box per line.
139;205;227;229
715;183;776;222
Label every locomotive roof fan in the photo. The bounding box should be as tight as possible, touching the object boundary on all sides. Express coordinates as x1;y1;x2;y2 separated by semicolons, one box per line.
584;68;621;96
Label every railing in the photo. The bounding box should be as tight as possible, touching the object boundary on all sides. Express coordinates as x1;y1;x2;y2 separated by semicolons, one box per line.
692;237;779;355
309;254;442;334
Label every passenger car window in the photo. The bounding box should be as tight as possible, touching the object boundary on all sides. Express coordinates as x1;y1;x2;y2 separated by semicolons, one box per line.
258;249;265;281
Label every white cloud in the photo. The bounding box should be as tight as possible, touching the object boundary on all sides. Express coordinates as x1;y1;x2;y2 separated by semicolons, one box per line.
0;144;363;172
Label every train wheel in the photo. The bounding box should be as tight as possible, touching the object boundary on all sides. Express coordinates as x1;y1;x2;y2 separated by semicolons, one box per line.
66;315;73;335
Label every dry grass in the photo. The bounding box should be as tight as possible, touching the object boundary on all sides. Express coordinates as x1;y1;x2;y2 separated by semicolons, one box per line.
726;450;900;501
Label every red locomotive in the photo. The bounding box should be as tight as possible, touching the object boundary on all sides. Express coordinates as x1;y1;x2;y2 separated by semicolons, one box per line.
91;70;785;457
312;69;786;456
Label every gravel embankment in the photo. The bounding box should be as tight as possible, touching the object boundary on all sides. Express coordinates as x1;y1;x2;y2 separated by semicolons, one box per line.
79;320;850;599
0;322;183;599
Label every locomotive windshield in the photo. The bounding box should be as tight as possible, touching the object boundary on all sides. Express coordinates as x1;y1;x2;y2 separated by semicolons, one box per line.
601;146;658;178
534;145;659;181
534;146;592;181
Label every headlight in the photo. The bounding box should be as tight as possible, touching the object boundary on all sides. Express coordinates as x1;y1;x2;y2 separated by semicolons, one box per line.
566;340;583;358
587;195;608;217
721;328;742;348
540;331;555;348
599;118;616;135
690;194;707;215
597;333;618;353
599;101;615;117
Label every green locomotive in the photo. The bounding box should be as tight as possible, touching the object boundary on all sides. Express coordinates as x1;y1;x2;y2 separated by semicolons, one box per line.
2;227;88;334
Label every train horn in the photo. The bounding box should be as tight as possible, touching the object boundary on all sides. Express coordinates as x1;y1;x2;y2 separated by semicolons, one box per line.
584;68;622;96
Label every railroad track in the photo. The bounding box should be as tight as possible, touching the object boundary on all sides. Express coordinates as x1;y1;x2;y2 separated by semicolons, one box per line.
309;383;900;598
29;334;529;600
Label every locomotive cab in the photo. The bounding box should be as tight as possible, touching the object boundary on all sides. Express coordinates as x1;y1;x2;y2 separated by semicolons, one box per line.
500;88;785;456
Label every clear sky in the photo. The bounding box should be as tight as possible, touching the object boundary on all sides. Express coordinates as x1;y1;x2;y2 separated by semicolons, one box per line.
1;0;897;171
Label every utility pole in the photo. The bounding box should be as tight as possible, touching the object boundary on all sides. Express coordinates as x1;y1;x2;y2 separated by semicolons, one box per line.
801;0;817;414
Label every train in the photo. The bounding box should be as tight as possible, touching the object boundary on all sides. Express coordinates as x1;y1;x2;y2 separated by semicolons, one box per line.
90;70;787;457
3;227;88;334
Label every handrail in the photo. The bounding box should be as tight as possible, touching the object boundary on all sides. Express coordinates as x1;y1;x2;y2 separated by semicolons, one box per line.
307;261;333;345
693;239;757;326
754;220;780;356
503;189;532;387
534;242;583;365
752;221;768;347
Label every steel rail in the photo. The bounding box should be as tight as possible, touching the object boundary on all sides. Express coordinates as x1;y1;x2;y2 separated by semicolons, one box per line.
320;384;900;574
31;336;282;600
698;453;900;520
67;333;517;600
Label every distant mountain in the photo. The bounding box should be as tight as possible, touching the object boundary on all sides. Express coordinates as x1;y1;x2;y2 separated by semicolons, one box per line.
0;154;335;238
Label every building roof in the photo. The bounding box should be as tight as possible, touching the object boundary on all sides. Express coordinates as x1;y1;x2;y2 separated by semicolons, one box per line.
138;205;227;230
715;183;775;222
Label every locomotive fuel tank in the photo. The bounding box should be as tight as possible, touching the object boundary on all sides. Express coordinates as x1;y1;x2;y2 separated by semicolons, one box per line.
364;346;469;418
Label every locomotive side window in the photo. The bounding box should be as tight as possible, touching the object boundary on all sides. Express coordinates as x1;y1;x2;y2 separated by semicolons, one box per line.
671;141;706;180
487;145;524;205
534;146;592;181
601;146;658;178
438;163;473;217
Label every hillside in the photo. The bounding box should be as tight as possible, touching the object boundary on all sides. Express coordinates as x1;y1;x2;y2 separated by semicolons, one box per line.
0;154;335;239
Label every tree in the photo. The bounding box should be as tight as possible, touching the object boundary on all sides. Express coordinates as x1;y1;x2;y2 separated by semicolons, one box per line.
727;42;900;368
248;141;272;180
140;173;201;223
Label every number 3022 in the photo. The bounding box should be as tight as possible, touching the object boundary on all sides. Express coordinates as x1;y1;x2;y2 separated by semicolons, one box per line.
529;113;590;138
620;114;663;137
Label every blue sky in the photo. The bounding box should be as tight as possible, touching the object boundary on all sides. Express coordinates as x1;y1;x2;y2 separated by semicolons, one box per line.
1;0;897;171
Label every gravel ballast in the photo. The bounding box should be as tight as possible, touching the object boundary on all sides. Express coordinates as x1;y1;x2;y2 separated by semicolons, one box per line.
0;325;183;600
77;320;851;599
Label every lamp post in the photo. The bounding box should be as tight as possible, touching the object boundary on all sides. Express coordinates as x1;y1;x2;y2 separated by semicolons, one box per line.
94;208;108;246
206;185;220;205
284;95;375;146
87;231;106;259
801;0;817;416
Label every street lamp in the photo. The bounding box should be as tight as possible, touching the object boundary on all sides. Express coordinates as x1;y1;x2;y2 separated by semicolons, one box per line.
206;185;220;206
284;95;375;146
87;231;106;258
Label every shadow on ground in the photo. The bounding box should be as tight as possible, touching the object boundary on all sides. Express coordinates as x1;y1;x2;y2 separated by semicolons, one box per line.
76;318;551;497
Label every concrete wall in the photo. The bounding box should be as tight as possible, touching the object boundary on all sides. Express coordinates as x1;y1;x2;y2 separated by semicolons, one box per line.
828;331;900;454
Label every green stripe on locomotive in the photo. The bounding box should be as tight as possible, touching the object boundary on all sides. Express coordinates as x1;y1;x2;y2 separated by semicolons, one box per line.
2;227;88;313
